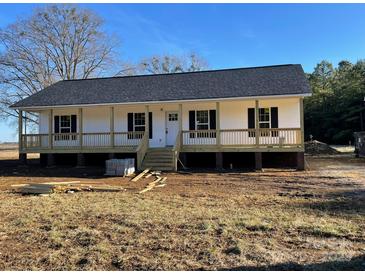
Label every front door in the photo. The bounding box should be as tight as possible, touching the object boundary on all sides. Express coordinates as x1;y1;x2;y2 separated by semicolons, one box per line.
166;111;179;146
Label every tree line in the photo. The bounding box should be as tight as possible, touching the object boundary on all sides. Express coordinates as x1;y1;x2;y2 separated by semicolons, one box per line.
0;5;207;125
305;60;365;144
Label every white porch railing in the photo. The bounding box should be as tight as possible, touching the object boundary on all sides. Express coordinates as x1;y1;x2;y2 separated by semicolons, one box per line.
182;128;302;147
21;131;145;150
20;128;302;152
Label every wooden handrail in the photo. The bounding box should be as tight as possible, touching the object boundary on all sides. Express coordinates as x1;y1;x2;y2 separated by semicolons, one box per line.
136;131;149;170
172;131;182;171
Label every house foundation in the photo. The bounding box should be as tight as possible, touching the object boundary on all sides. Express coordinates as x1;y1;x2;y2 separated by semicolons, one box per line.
19;153;27;165
216;152;223;169
255;152;263;171
47;153;55;167
297;152;305;170
76;153;86;167
179;153;187;168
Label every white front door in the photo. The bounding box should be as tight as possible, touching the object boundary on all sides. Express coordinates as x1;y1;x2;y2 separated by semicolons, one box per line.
166;111;179;146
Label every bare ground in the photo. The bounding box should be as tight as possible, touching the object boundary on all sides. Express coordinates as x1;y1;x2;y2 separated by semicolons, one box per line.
0;147;364;270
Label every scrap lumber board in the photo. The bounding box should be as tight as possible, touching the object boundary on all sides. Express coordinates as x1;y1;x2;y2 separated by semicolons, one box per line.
19;184;55;194
131;169;150;182
139;177;163;194
11;181;81;188
41;181;81;185
145;173;153;179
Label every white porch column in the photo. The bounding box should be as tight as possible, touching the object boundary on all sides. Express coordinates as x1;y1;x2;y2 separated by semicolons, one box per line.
18;110;23;151
216;102;221;146
48;109;53;149
300;97;304;147
78;108;83;148
24;112;27;135
178;104;182;132
145;105;149;137
255;100;259;147
110;106;114;147
179;103;183;145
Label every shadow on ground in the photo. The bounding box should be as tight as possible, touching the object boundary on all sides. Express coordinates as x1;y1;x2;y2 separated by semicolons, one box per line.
219;254;365;271
299;189;365;216
0;159;106;179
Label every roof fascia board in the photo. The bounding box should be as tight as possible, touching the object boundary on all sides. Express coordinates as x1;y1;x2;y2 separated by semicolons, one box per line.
13;93;311;111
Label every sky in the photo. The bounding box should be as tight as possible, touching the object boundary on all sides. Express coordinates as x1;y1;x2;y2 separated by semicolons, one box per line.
1;3;365;142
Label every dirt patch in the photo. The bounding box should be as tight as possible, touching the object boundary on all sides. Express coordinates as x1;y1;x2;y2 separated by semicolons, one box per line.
0;146;364;270
305;140;340;155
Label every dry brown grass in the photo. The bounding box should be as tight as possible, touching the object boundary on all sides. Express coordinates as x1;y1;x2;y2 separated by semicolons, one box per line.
0;147;364;270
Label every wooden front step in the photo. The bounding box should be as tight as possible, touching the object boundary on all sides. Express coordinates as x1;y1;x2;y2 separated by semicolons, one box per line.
141;147;175;171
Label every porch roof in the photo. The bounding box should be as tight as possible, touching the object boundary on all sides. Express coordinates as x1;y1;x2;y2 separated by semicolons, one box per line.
12;64;311;109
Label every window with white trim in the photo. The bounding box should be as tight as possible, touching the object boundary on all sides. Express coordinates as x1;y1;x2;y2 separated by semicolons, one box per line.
196;110;209;130
258;108;270;128
60;115;71;133
134;113;145;132
168;113;178;121
259;108;270;136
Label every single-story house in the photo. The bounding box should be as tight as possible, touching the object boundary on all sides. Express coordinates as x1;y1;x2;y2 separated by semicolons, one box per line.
11;64;311;171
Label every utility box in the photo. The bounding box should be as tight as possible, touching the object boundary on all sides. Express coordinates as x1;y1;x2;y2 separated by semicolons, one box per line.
354;132;365;157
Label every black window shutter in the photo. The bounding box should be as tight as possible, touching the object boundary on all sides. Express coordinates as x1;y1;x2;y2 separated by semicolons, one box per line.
189;111;195;130
54;115;60;133
71;115;77;133
127;113;133;132
271;107;278;128
209;110;216;130
270;107;279;137
189;110;195;138
248;108;255;138
248;108;255;128
148;112;152;139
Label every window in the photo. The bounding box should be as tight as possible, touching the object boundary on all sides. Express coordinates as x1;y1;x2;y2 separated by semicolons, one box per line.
134;113;145;132
248;107;278;137
196;110;209;130
195;110;216;138
130;113;145;139
259;108;271;136
55;115;77;141
128;112;152;139
60;115;71;133
259;108;270;128
189;109;216;138
168;113;178;121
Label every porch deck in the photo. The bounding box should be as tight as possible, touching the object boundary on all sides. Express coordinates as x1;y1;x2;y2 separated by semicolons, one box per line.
20;128;303;153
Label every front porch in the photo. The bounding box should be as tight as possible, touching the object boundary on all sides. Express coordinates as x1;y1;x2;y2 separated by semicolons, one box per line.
19;127;304;170
17;98;305;170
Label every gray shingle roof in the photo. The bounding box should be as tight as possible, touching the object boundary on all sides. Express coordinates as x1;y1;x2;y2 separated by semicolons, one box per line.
12;64;311;108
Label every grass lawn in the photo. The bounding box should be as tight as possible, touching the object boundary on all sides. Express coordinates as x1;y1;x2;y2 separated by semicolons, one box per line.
0;148;364;270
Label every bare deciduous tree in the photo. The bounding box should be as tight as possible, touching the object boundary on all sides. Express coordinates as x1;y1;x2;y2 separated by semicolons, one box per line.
117;53;208;76
0;4;118;124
